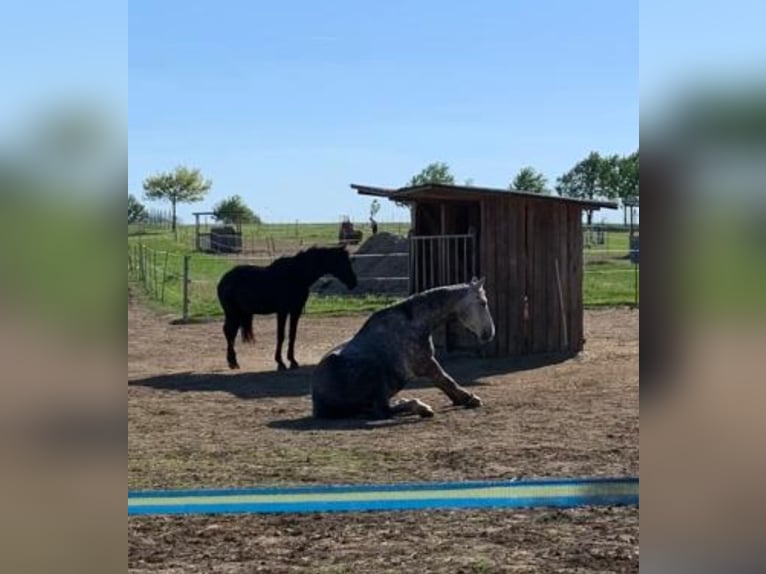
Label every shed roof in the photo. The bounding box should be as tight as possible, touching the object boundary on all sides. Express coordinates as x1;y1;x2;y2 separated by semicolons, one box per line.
351;183;618;210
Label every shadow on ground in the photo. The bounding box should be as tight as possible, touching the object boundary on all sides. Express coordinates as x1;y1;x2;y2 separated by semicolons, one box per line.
128;352;576;400
128;367;314;399
267;415;429;432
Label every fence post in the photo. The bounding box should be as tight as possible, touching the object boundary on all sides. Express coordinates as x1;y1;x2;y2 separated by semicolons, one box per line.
152;249;158;298
182;255;190;322
138;243;144;283
160;251;169;303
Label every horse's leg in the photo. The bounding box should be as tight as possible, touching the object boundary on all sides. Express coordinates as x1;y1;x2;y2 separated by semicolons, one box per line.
415;357;483;408
223;315;240;369
274;311;288;371
286;310;302;369
390;397;434;418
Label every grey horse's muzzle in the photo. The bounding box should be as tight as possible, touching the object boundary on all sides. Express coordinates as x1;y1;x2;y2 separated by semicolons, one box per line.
480;325;495;343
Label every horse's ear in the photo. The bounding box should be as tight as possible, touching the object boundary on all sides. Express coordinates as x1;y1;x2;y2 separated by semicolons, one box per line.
474;276;486;288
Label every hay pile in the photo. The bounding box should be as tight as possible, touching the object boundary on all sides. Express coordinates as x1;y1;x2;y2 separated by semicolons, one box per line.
313;232;409;297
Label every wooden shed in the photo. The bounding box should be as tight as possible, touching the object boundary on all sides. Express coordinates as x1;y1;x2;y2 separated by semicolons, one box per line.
352;183;617;357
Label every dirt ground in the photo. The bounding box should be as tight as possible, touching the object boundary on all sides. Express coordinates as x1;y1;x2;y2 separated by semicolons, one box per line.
128;295;638;573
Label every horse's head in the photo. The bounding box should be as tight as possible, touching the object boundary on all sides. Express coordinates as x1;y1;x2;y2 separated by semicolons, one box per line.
326;244;357;290
455;277;495;344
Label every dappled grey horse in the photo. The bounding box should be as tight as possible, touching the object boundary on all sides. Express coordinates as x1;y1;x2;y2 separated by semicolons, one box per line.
312;278;495;419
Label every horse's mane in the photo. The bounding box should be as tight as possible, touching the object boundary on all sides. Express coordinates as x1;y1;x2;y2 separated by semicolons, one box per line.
378;283;472;322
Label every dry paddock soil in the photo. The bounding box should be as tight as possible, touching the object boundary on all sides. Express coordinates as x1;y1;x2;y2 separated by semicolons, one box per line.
129;296;638;573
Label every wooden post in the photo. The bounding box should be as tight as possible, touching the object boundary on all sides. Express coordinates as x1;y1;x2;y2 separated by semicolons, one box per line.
555;258;568;348
182;255;190;322
410;236;417;294
154;250;160;299
160;251;169;303
138;243;144;282
429;237;435;290
440;205;446;286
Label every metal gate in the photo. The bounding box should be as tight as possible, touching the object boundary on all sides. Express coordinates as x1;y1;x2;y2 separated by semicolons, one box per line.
409;233;477;293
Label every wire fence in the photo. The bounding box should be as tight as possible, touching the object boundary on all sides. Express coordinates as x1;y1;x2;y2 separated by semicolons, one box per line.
128;240;639;322
128;208;174;235
128;244;413;320
128;243;189;316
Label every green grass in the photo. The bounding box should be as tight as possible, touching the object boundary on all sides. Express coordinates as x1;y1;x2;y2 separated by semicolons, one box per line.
128;241;402;319
584;263;639;307
468;557;497;574
583;229;638;306
129;221;408;251
129;226;639;319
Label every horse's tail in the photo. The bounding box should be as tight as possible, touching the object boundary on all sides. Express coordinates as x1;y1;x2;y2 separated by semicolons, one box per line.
240;313;254;343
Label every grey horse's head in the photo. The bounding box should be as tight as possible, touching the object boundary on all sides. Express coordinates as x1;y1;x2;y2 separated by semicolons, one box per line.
455;277;495;344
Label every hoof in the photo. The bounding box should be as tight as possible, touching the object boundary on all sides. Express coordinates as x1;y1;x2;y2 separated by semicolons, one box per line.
228;362;240;370
289;362;300;370
419;406;435;418
276;363;287;371
463;394;483;408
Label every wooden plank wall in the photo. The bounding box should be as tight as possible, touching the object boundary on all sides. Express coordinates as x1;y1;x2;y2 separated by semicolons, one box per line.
505;198;520;356
473;198;585;357
571;205;584;351
567;205;578;353
545;203;557;353
531;202;547;353
480;199;498;356
481;196;526;357
518;200;529;355
550;203;562;351
554;205;572;352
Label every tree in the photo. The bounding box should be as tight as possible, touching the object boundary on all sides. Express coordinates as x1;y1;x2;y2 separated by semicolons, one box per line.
142;165;211;232
408;162;455;186
511;166;548;193
615;151;639;225
212;195;261;224
617;151;639;200
555;152;615;225
128;193;147;224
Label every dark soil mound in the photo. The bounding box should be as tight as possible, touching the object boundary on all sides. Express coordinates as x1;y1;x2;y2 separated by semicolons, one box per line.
313;232;409;296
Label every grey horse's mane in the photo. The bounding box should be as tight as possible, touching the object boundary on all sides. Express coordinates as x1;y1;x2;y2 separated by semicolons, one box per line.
390;283;474;321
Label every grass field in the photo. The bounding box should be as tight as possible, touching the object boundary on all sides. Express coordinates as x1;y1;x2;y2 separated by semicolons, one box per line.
128;223;639;318
131;221;408;254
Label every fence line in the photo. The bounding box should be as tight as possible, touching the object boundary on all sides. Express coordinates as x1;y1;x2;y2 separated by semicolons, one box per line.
128;244;189;313
129;242;639;322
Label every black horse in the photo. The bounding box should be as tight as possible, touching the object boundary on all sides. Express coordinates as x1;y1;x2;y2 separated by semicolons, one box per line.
217;245;357;371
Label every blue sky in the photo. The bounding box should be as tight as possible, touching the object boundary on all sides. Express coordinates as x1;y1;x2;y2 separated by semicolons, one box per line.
1;0;126;150
129;1;637;224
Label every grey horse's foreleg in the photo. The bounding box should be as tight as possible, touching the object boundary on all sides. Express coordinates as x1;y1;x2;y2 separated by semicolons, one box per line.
416;357;483;408
390;397;434;418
